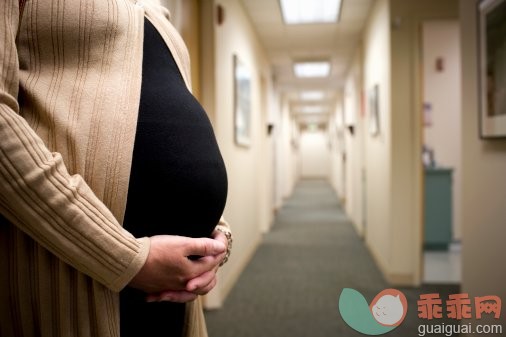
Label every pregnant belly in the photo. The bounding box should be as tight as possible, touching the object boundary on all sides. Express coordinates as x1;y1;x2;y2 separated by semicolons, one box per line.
124;18;228;239
122;122;228;239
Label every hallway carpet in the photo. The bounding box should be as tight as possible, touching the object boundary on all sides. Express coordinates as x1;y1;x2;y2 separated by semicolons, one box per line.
205;180;459;337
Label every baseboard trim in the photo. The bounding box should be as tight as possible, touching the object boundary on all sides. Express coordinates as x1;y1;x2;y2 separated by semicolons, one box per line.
366;240;417;287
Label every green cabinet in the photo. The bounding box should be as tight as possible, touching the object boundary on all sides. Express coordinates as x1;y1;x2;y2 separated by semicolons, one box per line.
424;168;453;250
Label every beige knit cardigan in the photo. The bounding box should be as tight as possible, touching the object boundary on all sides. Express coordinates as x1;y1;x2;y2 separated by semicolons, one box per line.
0;0;223;336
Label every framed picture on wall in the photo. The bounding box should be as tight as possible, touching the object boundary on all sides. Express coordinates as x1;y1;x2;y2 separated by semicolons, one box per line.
478;0;506;138
369;84;380;136
233;54;252;147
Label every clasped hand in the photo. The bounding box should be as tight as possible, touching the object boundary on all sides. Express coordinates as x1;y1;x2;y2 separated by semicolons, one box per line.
128;230;228;303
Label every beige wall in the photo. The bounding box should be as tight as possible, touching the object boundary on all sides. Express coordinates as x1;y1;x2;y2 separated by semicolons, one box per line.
300;130;330;179
329;97;345;203
258;75;275;233
362;0;394;281
282;98;300;198
273;91;285;210
345;48;366;236
329;47;366;235
460;0;506;328
199;0;274;308
330;0;394;280
272;94;299;210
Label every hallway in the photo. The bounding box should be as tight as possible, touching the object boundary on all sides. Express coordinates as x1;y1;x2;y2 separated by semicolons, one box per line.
149;0;506;326
205;180;457;337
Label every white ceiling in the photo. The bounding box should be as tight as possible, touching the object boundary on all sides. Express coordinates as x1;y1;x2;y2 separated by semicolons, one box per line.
239;0;373;125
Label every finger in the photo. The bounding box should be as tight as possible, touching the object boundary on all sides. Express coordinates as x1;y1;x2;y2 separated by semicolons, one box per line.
184;237;225;257
212;231;227;244
193;254;222;266
186;270;216;292
184;253;223;279
188;252;222;270
146;290;198;303
191;277;217;296
210;232;228;263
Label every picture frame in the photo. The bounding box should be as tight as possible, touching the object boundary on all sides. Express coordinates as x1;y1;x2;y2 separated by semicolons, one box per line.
233;54;252;147
369;84;380;136
478;0;506;138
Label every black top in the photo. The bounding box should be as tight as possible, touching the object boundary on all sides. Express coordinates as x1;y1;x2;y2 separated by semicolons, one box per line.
120;19;228;337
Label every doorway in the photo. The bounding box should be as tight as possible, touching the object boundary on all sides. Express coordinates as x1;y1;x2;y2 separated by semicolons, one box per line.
421;20;462;284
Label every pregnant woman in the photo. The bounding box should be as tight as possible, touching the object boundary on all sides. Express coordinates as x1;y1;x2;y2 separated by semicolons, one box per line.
0;1;231;337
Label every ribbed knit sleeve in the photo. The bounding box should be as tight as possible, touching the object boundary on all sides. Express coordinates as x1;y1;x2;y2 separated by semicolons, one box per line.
0;0;149;292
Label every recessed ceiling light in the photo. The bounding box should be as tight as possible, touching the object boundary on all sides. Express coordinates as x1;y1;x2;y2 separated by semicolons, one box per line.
296;105;328;114
300;91;326;100
294;61;331;78
280;0;342;25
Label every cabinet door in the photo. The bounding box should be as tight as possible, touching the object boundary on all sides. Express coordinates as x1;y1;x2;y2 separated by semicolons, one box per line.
424;170;452;250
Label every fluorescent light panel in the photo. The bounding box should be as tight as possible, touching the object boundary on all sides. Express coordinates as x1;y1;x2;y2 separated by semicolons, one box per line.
280;0;342;25
300;91;326;101
296;105;328;114
294;61;331;78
